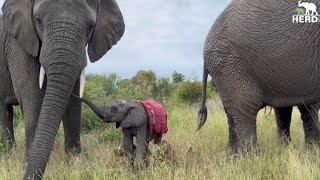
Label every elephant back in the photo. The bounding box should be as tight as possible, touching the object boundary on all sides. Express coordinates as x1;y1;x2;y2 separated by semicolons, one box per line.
140;100;168;141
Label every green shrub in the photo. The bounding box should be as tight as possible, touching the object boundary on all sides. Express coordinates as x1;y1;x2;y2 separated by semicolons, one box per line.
97;126;122;143
13;106;22;127
176;81;202;103
175;80;217;104
0;132;11;152
81;106;104;133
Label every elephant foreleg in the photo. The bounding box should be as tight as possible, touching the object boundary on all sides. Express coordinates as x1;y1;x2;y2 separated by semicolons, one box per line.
274;106;292;144
7;37;44;160
0;103;15;148
62;79;81;154
298;104;320;144
135;125;149;169
122;129;134;164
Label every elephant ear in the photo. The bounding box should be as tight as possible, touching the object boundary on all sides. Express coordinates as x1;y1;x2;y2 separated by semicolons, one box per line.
118;103;145;129
2;0;39;57
88;0;125;63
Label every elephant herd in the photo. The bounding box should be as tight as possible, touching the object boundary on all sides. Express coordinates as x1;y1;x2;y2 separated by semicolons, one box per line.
0;0;319;179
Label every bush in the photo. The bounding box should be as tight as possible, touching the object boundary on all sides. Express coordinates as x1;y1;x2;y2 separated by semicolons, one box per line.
176;81;202;103
175;80;217;104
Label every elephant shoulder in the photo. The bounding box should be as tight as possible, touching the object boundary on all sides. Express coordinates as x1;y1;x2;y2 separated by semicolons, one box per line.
130;101;148;122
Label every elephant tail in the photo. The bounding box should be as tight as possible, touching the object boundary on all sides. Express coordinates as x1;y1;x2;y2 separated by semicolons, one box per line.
198;66;208;131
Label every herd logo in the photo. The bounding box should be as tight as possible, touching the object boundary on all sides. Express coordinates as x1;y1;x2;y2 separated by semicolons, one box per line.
292;0;319;23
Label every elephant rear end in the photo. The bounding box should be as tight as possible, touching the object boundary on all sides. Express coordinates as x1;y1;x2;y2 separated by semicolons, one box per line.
200;0;320;153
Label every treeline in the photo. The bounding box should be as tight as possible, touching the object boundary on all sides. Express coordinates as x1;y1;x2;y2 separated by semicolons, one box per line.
81;70;217;132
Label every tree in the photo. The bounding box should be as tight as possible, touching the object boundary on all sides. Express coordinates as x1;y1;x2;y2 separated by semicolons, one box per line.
172;71;185;83
131;70;158;99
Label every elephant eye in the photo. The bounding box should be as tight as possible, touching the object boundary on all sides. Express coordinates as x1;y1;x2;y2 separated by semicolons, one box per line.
89;25;95;32
35;15;42;25
35;15;43;30
111;106;118;112
87;24;95;40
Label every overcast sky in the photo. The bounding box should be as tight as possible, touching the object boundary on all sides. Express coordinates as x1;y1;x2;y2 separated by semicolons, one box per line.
0;0;230;79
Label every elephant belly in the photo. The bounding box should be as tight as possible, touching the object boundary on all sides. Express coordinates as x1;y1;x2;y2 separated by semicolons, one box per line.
258;69;320;107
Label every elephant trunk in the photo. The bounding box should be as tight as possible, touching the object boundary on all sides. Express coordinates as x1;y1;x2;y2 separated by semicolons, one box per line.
24;21;87;179
73;95;105;120
298;0;301;6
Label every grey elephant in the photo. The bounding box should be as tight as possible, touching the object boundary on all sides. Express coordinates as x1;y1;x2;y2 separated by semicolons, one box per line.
74;96;167;168
0;0;125;179
198;0;320;153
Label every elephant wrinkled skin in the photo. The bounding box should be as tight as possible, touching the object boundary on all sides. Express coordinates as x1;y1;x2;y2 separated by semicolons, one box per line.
198;0;320;153
0;0;125;179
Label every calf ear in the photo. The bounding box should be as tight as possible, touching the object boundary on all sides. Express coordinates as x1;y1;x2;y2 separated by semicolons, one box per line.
119;103;147;128
2;0;39;56
87;0;125;62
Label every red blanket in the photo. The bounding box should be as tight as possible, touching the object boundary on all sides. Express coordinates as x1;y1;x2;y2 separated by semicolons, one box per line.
140;100;168;138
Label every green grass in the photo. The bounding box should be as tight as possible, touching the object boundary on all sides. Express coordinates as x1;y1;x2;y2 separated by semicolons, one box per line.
1;100;320;180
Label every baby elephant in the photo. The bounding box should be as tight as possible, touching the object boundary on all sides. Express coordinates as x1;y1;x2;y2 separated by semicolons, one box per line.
74;96;168;168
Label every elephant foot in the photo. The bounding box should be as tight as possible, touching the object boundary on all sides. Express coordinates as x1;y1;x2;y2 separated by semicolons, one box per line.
227;132;258;155
305;135;320;146
133;159;148;171
114;144;137;157
228;123;258;155
65;142;81;155
278;133;291;145
114;146;126;157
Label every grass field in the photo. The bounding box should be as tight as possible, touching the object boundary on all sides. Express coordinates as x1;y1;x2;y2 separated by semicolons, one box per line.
0;99;320;180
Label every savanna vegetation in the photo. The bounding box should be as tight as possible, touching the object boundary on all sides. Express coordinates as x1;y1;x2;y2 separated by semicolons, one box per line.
0;70;319;179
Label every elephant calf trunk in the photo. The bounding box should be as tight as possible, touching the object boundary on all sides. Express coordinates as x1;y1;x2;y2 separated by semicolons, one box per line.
72;94;105;119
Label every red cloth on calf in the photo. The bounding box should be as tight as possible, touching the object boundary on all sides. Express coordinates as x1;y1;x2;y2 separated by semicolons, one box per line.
140;100;168;138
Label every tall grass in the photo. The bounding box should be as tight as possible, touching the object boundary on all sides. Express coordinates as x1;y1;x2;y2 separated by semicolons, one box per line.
0;99;319;180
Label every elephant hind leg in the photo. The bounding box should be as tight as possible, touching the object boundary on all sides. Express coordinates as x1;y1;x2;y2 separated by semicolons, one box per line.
225;110;237;152
217;80;263;153
224;105;260;154
274;106;293;144
298;104;320;144
0;103;15;149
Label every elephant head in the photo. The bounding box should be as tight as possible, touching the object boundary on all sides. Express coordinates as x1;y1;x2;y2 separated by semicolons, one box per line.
2;0;125;178
76;96;146;129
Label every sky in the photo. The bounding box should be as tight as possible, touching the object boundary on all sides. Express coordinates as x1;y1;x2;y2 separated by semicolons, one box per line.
0;0;231;79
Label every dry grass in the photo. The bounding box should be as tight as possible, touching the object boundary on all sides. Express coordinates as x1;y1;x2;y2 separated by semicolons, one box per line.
1;101;320;180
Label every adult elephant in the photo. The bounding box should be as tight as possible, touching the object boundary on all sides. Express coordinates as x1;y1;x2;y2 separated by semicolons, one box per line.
198;0;320;153
0;0;124;179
